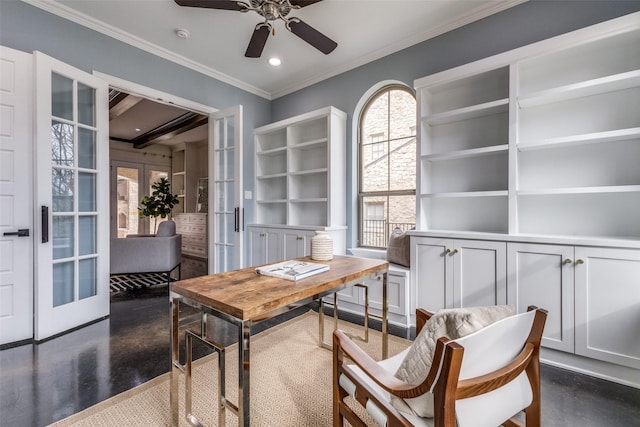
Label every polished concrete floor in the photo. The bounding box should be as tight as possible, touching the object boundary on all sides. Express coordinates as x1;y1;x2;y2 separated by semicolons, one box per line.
1;285;639;427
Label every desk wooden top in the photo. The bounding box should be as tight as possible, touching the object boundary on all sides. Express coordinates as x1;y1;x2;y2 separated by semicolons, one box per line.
170;255;388;321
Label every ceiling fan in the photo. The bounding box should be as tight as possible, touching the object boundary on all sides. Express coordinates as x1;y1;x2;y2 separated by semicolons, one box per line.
174;0;338;58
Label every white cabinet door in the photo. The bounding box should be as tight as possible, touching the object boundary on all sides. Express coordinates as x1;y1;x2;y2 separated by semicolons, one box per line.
507;243;575;352
366;270;409;318
575;247;640;369
247;226;281;267
247;227;266;267
412;237;506;312
282;229;314;260
453;239;506;308
412;237;452;312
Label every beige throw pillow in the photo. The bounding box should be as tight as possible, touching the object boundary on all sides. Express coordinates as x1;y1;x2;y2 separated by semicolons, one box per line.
386;227;411;267
391;305;515;418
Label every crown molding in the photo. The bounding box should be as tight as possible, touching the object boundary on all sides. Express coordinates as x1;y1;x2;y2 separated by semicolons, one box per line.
21;0;526;101
21;0;272;100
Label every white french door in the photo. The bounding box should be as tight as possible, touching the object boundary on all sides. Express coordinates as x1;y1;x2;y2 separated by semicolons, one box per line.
0;47;33;345
210;106;243;273
34;52;109;340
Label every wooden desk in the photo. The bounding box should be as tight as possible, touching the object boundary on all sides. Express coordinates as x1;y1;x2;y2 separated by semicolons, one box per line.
169;255;389;427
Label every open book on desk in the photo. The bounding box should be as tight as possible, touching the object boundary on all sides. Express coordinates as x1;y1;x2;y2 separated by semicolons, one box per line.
255;260;330;281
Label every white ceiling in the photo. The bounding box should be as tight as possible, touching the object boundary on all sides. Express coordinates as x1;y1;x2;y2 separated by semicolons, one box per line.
27;0;525;100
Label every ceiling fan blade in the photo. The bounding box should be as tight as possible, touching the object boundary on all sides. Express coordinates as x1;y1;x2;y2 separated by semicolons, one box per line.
287;18;337;55
245;24;271;58
289;0;323;7
174;0;248;11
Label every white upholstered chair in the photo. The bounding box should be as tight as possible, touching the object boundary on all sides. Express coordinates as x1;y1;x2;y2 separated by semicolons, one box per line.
333;306;547;427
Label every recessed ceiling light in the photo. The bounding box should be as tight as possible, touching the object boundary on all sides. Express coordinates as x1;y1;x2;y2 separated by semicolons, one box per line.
175;28;190;39
269;57;282;67
135;128;141;132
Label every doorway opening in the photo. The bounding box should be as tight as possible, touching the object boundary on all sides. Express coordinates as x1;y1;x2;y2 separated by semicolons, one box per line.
107;88;210;281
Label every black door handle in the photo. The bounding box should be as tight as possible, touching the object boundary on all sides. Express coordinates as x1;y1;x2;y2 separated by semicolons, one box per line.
42;206;49;243
3;229;29;237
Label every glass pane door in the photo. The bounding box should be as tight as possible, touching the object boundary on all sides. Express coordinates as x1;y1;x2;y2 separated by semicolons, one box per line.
115;166;140;237
211;106;243;272
51;73;98;305
35;52;109;340
112;164;171;236
147;168;170;234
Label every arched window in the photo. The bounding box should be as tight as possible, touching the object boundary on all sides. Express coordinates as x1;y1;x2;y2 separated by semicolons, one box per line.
359;86;416;248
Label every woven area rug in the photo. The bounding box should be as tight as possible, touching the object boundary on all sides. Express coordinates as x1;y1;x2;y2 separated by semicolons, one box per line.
109;273;171;293
49;311;411;426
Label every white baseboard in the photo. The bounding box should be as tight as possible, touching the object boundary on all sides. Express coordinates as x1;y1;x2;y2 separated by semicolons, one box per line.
541;347;640;389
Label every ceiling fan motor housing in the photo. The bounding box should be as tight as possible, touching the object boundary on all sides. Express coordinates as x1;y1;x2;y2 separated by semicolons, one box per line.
251;0;293;21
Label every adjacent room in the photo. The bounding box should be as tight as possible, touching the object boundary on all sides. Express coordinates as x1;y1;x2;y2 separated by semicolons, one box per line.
1;1;639;426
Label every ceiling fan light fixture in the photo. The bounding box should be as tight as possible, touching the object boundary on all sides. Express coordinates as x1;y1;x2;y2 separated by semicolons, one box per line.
268;57;282;66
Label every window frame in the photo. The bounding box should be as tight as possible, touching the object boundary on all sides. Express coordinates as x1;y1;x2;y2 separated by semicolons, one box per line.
357;84;416;249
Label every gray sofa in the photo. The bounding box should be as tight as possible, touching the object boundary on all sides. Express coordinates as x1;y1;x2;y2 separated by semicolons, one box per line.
110;220;182;285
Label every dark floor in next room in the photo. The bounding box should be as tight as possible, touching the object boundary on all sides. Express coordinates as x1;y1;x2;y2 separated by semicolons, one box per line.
1;285;639;427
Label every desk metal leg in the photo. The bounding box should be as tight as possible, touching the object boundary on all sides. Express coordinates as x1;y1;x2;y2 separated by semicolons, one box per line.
318;294;338;350
318;271;389;359
184;329;225;427
170;296;180;427
218;336;226;427
382;272;388;359
238;320;251;427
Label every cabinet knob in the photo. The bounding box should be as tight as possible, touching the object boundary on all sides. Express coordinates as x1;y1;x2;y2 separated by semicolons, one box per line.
260;233;266;237
563;258;573;264
576;259;585;265
445;248;451;254
297;236;304;240
451;249;459;255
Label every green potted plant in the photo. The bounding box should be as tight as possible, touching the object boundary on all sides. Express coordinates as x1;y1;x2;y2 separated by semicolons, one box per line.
138;177;180;234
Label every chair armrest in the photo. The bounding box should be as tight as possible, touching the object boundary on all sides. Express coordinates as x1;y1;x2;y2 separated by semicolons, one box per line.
416;308;433;335
333;329;429;399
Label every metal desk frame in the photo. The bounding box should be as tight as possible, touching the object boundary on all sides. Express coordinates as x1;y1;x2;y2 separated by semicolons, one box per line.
169;257;389;427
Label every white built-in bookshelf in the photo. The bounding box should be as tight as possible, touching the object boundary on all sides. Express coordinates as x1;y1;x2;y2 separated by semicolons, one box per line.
410;15;640;386
515;27;640;240
415;17;640;242
417;66;510;234
254;106;346;228
249;106;347;265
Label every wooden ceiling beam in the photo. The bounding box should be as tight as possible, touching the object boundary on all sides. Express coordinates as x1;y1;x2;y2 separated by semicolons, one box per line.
132;112;208;149
109;92;144;120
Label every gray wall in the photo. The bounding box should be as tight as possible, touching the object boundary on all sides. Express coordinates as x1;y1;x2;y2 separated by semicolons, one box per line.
271;0;640;248
2;0;639;254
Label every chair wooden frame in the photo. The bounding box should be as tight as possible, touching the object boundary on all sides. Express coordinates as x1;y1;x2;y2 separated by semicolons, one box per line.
333;306;547;427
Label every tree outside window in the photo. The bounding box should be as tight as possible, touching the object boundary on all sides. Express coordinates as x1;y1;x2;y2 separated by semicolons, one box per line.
359;86;416;248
